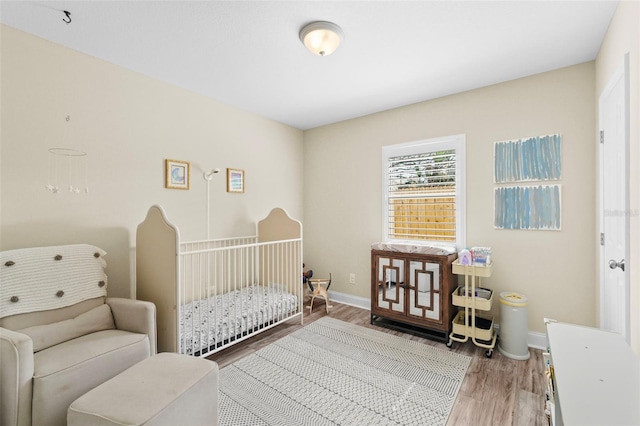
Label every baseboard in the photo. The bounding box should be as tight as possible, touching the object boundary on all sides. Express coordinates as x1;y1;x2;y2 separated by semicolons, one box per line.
327;290;370;310
328;290;548;350
526;330;548;350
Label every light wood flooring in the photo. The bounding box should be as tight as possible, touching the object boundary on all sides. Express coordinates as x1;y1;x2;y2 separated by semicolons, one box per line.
207;302;548;426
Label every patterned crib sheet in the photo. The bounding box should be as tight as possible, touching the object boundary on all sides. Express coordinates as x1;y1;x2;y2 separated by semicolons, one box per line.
180;284;298;355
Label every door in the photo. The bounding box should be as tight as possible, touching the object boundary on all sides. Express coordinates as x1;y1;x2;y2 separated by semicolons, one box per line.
599;55;629;341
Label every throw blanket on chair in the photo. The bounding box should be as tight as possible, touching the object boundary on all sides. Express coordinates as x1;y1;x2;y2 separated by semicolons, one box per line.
0;244;108;318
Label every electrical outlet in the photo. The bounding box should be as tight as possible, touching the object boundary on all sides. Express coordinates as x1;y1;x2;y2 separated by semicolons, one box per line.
349;273;356;284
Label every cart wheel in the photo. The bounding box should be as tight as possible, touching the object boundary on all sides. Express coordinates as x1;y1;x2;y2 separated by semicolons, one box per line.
485;349;493;358
446;340;453;348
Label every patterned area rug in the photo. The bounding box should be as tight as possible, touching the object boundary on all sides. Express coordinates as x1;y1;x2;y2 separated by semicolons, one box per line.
218;317;471;425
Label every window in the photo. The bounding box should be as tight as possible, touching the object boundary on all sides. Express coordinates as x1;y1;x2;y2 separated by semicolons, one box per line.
382;135;466;249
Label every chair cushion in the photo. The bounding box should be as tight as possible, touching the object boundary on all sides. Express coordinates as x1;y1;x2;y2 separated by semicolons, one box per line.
0;297;104;330
18;304;115;352
32;329;150;426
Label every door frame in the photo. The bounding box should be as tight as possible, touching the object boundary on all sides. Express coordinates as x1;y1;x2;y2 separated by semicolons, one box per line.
598;53;630;342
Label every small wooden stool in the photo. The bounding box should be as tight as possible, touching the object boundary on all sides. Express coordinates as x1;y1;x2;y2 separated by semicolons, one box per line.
307;274;332;314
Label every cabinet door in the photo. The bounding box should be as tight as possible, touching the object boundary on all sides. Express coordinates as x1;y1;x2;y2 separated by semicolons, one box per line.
375;256;405;314
407;259;441;322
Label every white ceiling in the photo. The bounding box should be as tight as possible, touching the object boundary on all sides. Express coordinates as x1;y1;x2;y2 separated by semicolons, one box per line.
1;1;618;130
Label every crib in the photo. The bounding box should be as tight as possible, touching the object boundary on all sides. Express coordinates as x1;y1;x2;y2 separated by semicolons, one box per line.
136;205;303;357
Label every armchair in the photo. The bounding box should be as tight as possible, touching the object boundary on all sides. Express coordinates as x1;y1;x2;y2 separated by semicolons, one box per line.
0;244;156;426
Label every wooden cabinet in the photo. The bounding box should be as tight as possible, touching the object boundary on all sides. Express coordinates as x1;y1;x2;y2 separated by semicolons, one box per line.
370;249;457;342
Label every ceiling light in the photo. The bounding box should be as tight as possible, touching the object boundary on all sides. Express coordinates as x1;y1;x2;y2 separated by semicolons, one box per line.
299;21;344;57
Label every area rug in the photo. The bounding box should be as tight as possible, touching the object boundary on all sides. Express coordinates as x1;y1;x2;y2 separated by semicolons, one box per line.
218;316;471;425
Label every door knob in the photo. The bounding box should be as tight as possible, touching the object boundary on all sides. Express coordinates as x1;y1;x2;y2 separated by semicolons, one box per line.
608;259;625;272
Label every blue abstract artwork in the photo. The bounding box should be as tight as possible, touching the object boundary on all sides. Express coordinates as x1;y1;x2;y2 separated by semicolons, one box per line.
494;185;561;230
494;134;562;183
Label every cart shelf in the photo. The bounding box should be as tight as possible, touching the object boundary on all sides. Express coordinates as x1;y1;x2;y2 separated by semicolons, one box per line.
452;261;493;277
452;311;494;341
452;286;493;310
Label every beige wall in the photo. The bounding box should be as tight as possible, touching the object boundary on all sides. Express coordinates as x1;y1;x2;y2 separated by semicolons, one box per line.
595;1;640;353
2;10;636;345
0;26;304;298
304;62;596;335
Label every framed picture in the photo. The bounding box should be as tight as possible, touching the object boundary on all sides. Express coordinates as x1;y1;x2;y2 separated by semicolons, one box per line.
227;168;244;193
165;159;190;190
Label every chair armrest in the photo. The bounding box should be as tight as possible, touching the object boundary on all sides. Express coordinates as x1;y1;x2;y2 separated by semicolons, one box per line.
1;327;34;426
106;298;157;356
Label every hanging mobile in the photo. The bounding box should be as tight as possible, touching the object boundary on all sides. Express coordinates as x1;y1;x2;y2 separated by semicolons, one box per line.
46;115;88;195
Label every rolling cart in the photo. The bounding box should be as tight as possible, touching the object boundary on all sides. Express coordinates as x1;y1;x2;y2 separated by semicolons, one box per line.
446;260;497;357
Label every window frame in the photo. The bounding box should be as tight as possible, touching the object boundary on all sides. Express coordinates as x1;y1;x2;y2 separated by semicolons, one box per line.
382;134;466;250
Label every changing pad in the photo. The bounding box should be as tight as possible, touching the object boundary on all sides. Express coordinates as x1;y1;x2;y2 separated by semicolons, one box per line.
371;242;456;256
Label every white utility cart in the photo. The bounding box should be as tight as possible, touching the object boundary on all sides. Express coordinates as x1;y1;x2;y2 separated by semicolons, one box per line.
447;260;497;357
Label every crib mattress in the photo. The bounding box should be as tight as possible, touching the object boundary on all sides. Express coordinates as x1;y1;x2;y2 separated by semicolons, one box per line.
180;284;298;355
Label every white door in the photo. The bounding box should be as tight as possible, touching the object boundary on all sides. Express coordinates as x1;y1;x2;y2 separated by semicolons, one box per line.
599;56;629;341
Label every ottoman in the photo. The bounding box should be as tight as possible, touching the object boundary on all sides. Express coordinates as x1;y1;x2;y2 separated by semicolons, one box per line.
67;353;218;426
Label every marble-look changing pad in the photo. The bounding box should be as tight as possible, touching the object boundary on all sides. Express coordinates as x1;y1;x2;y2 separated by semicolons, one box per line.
371;242;456;256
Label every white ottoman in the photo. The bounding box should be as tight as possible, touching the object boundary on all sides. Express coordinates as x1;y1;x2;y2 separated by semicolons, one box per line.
68;353;218;426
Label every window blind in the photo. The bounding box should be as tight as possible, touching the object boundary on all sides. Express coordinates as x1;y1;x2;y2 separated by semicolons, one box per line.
387;149;457;242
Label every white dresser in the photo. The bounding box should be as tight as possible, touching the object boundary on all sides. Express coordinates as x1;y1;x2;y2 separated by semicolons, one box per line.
545;321;640;425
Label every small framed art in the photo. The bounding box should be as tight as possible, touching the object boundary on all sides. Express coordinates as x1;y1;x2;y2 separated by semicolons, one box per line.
227;168;244;193
165;159;190;190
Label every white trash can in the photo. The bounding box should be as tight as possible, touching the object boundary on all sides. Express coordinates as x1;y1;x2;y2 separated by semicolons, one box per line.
498;292;530;360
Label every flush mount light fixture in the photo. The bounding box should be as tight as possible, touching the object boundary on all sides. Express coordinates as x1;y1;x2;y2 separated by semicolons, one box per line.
299;21;344;56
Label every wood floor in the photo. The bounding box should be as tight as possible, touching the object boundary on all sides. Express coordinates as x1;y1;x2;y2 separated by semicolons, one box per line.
208;302;548;426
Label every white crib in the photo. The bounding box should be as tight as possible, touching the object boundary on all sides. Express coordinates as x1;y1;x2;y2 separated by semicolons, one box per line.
136;205;303;357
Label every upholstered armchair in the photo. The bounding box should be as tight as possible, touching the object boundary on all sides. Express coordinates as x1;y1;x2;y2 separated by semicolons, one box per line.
0;244;157;426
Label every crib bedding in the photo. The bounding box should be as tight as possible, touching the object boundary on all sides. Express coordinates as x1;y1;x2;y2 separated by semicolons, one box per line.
180;284;298;355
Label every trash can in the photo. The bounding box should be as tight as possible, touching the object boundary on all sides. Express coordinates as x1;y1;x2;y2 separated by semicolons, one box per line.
498;292;530;360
